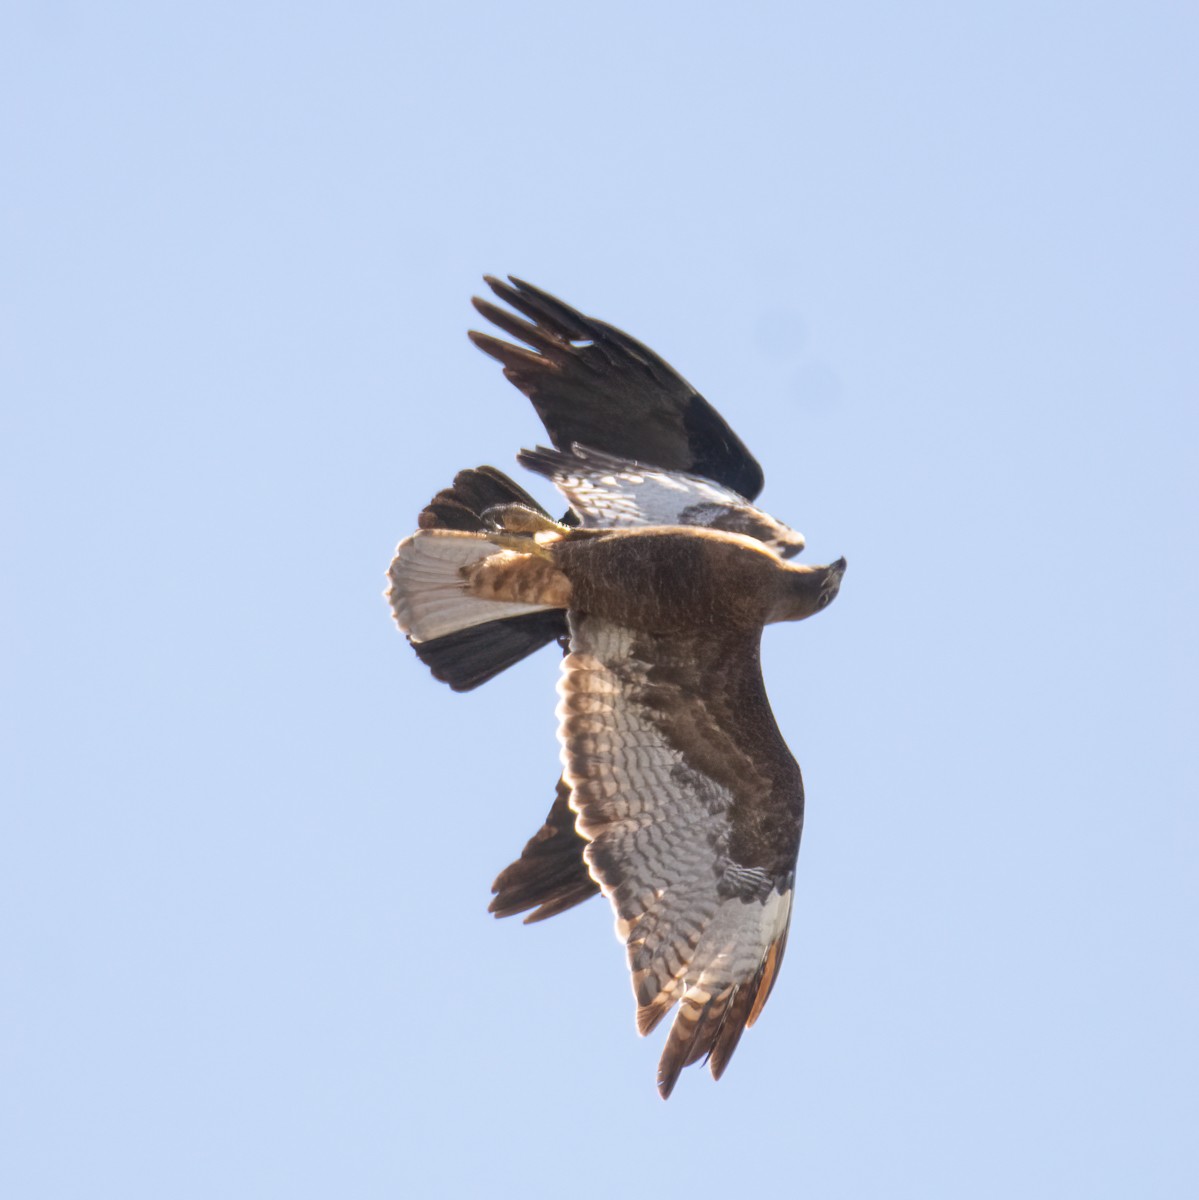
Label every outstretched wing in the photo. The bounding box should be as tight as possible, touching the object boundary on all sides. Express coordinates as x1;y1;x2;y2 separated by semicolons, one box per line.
558;614;803;1096
519;444;806;559
470;276;766;501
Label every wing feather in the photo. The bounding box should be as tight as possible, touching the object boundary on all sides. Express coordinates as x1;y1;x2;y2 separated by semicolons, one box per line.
470;276;766;500
488;779;599;922
518;444;805;557
558;615;802;1096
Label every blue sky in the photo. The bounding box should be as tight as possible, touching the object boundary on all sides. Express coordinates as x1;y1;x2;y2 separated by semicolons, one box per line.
4;3;1196;1197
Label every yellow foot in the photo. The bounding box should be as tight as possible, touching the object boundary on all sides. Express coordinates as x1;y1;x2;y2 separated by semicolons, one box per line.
483;529;558;560
481;503;571;536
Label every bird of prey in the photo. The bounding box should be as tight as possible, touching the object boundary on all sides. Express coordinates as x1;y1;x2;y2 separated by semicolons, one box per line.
387;278;845;1096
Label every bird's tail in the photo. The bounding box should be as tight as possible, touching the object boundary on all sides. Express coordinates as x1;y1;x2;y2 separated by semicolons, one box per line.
388;525;569;645
393;467;571;691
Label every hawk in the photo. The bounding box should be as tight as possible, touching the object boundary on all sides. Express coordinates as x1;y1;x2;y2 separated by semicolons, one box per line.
387;278;846;1095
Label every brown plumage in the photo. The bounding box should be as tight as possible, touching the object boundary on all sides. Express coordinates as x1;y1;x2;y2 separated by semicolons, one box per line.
488;779;601;921
410;466;567;690
387;277;845;1094
410;276;794;697
410;280;810;926
389;515;845;1096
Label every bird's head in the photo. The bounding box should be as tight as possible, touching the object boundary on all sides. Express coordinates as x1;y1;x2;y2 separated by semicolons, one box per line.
817;556;847;611
772;556;847;623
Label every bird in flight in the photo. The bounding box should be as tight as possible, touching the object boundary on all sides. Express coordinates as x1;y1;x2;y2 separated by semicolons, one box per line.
387;277;845;1096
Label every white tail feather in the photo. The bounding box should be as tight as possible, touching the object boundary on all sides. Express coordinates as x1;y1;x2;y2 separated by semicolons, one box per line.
387;530;555;642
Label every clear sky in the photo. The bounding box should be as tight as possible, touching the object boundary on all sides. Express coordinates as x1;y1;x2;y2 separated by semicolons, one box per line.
4;3;1196;1197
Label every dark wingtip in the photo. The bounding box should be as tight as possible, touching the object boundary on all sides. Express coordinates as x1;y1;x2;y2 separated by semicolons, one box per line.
470;274;768;501
408;613;564;692
656;1064;681;1100
505;274;536;291
487;781;600;922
